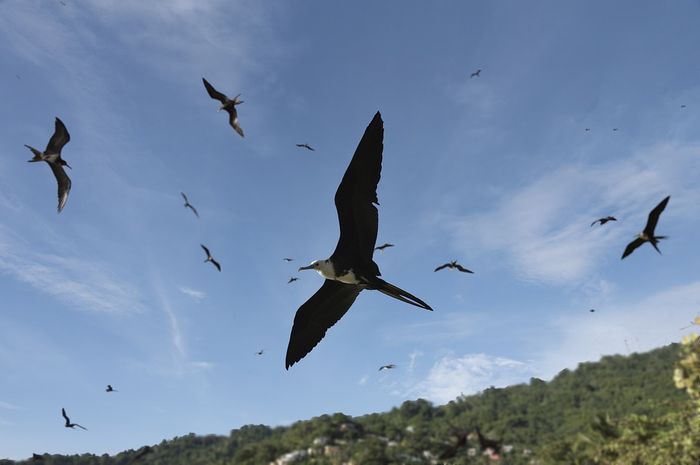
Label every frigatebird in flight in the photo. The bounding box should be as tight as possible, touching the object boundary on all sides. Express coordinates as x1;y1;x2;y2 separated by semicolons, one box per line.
374;243;394;252
288;277;299;284
180;192;199;218
286;112;432;369
591;216;617;227
378;364;396;371
283;258;294;262
61;408;87;430
470;69;481;78
105;384;117;392
201;244;221;271
434;261;473;273
296;143;315;151
202;78;244;137
25;117;71;212
256;349;264;356
621;195;670;259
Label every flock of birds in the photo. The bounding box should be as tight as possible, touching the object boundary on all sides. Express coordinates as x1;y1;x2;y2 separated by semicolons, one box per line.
19;68;674;457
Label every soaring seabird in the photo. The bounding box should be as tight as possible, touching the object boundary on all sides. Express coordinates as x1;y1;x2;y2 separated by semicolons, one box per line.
25;117;71;212
105;384;117;392
434;261;473;273
470;69;481;78
621;195;670;259
286;112;432;369
591;216;617;227
180;192;199;218
202;77;245;137
61;408;87;430
296;143;315;151
283;257;294;262
256;349;264;356
200;244;221;271
288;277;299;284
374;243;394;252
378;364;396;371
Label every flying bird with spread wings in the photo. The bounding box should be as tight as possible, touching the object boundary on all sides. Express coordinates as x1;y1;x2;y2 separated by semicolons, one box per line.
378;364;396;371
61;408;87;430
374;243;394;252
591;216;617;227
434;261;473;273
201;244;221;271
202;77;245;137
25;117;72;212
181;192;199;218
286;112;432;369
621;196;670;259
296;143;315;151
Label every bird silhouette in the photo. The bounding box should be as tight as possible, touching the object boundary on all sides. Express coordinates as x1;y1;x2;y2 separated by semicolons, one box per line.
470;69;481;78
621;195;670;259
201;244;221;271
374;243;394;252
378;364;396;371
180;192;199;218
288;277;299;284
256;349;264;356
61;408;87;430
591;216;617;227
296;143;315;151
202;78;244;137
434;261;473;273
283;257;294;262
25;117;72;212
105;384;117;393
287;112;432;369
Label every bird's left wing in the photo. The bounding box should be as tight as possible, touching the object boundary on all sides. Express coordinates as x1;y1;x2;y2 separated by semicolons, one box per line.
46;117;70;154
202;78;227;104
286;280;361;369
644;195;670;235
455;264;474;273
228;110;245;137
49;162;71;213
621;237;645;259
331;112;383;273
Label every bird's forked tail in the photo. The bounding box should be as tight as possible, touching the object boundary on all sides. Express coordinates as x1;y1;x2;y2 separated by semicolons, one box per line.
371;278;433;311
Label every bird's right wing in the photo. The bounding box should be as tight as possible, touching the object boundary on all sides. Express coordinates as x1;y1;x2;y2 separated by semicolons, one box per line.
188;205;199;218
211;259;221;272
48;162;71;213
228;110;245;137
455;264;473;273
61;408;69;422
202;78;228;104
46;117;70;153
434;264;449;272
181;192;188;203
200;244;211;257
621;237;645;259
644;195;670;236
286;280;361;369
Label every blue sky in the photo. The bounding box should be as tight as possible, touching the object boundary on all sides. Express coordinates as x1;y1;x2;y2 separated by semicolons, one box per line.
2;0;700;459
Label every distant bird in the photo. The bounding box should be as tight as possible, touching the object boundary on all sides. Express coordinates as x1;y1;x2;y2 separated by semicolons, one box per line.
256;349;264;356
621;195;670;259
286;112;432;369
288;277;299;284
180;192;199;218
200;244;221;271
61;408;87;430
681;104;687;108
434;261;473;273
476;426;501;457
202;77;244;137
374;243;394;252
378;364;396;371
470;69;481;78
296;143;315;151
591;216;617;227
25;117;71;212
612;128;619;132
105;384;117;393
129;446;152;464
59;0;66;5
681;316;700;330
589;309;596;313
585;128;591;132
283;258;294;262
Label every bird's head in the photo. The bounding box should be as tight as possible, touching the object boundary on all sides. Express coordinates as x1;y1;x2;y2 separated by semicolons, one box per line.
299;259;333;278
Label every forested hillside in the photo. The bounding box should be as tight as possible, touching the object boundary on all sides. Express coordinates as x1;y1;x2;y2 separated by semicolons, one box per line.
6;340;698;465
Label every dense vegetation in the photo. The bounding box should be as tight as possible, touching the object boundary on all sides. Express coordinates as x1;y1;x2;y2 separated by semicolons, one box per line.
5;340;699;465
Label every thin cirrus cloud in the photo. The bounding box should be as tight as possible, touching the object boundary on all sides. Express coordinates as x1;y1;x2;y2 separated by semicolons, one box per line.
446;142;700;286
179;286;206;301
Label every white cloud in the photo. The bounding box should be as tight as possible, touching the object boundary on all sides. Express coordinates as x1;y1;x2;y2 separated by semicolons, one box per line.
409;353;537;404
179;286;206;301
447;142;700;285
358;374;369;386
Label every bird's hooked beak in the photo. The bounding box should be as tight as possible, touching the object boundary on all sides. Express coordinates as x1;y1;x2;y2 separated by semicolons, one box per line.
298;264;315;271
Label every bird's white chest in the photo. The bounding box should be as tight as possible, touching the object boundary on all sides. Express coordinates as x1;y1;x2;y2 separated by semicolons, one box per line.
316;262;360;284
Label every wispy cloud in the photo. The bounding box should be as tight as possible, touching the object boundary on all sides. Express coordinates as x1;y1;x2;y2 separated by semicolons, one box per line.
407;353;537;404
358;374;369;386
446;142;700;285
179;286;206;301
0;401;19;410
